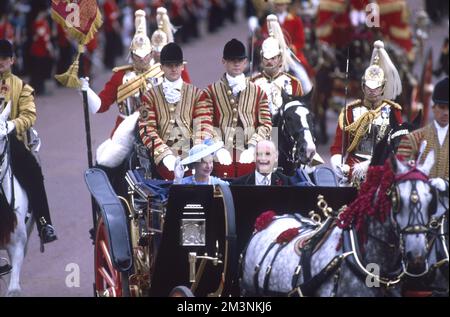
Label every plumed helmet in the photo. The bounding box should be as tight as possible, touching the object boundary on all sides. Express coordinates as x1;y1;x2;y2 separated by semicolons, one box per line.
151;7;175;53
130;10;152;58
363;40;402;100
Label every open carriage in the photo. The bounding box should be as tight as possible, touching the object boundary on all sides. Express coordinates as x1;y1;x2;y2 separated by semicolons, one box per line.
85;143;358;297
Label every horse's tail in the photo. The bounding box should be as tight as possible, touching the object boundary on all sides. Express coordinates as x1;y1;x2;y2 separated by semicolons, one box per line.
0;193;17;245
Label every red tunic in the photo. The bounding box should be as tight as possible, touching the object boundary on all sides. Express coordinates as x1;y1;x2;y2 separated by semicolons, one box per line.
330;99;403;175
97;70;127;136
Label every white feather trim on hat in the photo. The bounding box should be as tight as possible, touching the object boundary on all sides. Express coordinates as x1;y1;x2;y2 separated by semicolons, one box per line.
370;40;402;100
96;111;140;168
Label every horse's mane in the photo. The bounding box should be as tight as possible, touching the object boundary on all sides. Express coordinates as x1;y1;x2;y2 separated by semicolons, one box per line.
338;160;395;245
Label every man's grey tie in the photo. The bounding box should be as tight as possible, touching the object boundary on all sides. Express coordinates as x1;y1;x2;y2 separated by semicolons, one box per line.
262;176;270;185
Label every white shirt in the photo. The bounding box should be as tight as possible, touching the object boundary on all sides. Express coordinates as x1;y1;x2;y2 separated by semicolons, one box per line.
434;120;449;146
255;171;272;186
162;77;183;104
226;73;246;96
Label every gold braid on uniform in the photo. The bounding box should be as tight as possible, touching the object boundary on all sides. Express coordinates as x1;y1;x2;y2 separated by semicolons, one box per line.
344;104;384;153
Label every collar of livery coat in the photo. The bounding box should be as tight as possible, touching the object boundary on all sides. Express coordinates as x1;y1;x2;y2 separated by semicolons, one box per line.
0;70;12;80
255;170;272;185
226;73;246;96
162;77;183;104
433;120;449;147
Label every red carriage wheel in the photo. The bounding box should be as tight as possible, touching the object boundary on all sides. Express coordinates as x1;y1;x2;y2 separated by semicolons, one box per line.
169;286;194;297
94;217;129;297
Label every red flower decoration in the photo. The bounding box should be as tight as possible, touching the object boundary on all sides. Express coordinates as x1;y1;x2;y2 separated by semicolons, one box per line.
275;178;283;186
276;227;300;244
254;210;277;232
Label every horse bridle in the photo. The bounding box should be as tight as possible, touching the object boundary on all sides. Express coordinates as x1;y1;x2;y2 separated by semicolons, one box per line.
389;168;437;277
278;103;313;166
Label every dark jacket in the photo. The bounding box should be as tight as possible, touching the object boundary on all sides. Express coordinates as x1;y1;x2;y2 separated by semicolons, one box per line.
232;171;293;185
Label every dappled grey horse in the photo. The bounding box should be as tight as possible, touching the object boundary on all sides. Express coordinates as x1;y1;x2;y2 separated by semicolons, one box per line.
240;152;437;296
0;102;34;296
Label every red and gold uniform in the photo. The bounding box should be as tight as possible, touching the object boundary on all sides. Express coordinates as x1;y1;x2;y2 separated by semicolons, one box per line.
330;98;403;175
251;71;303;115
97;64;163;137
196;77;272;178
397;123;449;179
139;82;202;179
261;13;313;76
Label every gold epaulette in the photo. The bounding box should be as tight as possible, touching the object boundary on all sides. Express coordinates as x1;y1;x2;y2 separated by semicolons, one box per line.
382;99;402;110
339;99;361;128
116;63;163;103
112;64;134;73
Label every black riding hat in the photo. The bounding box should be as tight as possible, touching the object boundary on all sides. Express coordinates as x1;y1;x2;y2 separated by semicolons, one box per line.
0;39;13;58
432;77;449;106
223;39;247;60
160;42;183;65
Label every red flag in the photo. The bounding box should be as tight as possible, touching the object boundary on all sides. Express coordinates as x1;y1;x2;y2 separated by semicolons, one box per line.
51;0;102;45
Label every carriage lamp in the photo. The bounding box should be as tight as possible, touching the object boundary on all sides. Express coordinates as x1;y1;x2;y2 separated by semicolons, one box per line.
180;219;206;246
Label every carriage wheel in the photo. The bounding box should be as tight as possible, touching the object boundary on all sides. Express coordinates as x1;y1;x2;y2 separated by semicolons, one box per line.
169;286;194;297
94;217;129;297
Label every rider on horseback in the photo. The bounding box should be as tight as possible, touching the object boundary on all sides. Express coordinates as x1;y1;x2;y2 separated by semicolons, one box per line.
330;40;403;186
251;14;304;117
0;39;57;246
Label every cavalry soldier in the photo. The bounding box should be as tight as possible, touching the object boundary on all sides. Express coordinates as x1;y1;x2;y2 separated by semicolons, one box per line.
150;7;191;83
0;39;57;246
397;77;449;190
195;38;272;178
251;14;303;116
139;42;202;180
330;40;403;186
79;9;162;192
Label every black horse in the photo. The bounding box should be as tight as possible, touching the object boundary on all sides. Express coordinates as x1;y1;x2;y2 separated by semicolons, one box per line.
370;109;422;166
272;91;317;177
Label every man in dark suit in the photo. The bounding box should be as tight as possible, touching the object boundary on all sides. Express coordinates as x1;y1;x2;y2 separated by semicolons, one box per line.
232;140;293;185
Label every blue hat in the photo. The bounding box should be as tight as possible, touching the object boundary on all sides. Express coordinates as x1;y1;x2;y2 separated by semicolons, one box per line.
181;140;224;165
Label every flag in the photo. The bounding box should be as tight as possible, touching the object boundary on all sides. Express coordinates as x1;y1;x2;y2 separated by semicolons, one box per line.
51;0;103;88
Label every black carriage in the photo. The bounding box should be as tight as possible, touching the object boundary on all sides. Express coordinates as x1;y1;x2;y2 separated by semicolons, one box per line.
85;154;357;297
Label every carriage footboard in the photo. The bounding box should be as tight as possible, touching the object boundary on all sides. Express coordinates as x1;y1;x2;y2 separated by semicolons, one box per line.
85;168;132;272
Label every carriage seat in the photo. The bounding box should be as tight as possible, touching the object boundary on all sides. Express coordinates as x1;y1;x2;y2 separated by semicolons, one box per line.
127;168;172;201
312;167;338;187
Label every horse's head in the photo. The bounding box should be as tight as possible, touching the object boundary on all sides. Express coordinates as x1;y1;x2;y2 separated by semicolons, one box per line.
278;90;316;167
390;151;436;277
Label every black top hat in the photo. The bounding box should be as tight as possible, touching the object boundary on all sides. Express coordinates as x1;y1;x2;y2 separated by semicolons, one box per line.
160;42;184;65
223;39;247;60
432;77;449;105
0;39;13;58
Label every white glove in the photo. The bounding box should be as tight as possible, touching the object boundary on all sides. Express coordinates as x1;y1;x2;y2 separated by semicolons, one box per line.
430;178;447;192
248;16;259;33
216;148;232;165
6;121;15;134
79;77;101;113
330;154;350;179
239;146;255;164
163;154;177;171
80;77;90;91
173;157;185;184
